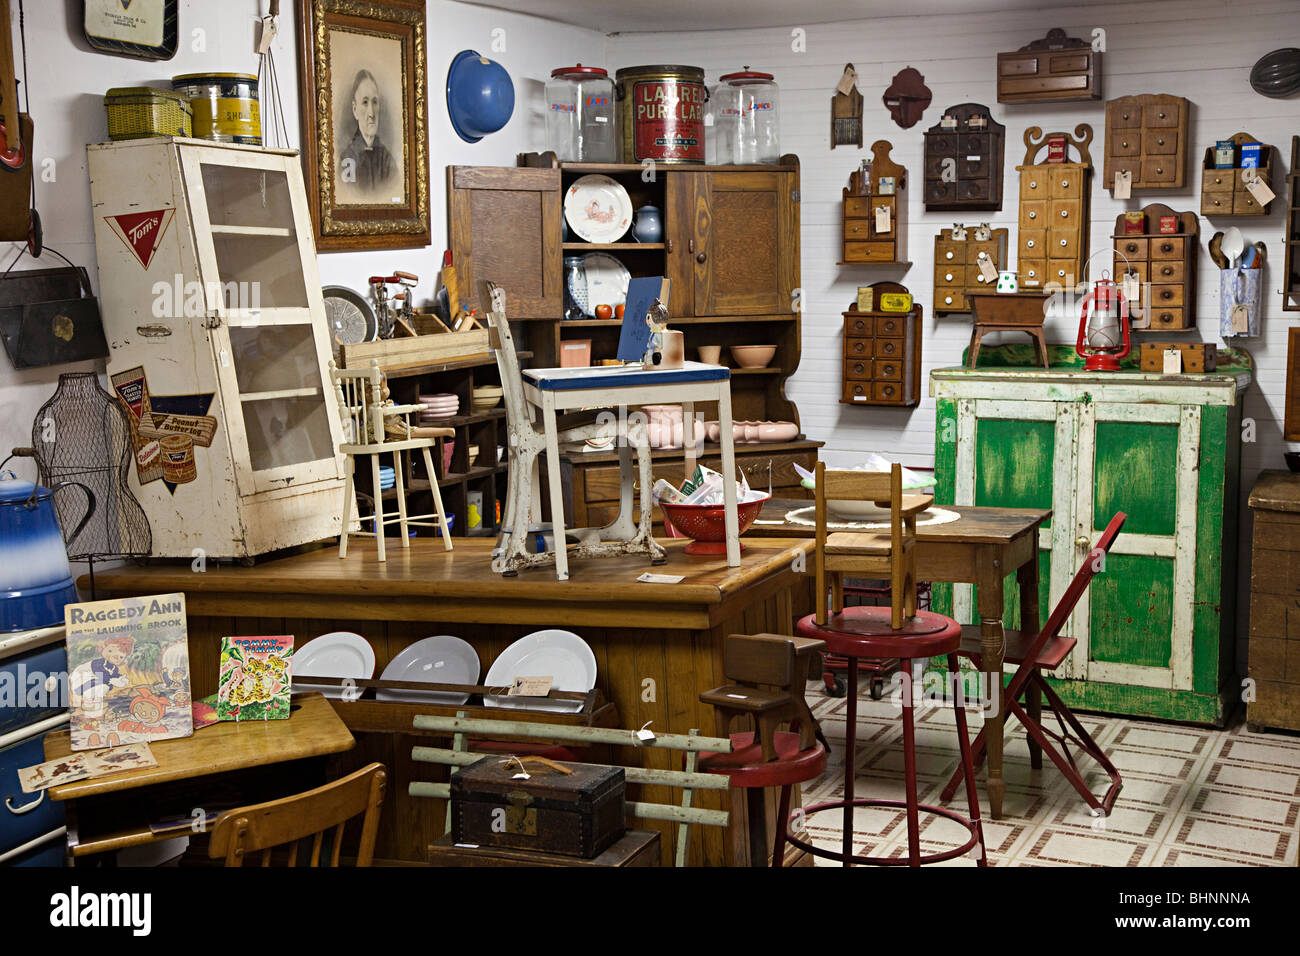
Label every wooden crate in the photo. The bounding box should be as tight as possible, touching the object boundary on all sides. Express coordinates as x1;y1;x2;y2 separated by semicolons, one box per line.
1247;471;1300;732
341;329;490;370
1140;342;1217;373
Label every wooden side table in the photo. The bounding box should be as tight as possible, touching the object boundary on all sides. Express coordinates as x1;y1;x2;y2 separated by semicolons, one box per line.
967;292;1052;368
1247;471;1300;732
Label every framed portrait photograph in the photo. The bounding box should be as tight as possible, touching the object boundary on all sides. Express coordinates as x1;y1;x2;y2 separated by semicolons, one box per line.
296;0;430;250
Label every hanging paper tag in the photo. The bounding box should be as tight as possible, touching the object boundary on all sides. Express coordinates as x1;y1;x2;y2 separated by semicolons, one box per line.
1245;176;1275;205
977;254;998;282
1113;170;1132;199
1163;349;1182;374
1121;272;1141;306
835;65;858;96
875;204;891;233
509;676;553;697
1230;303;1250;334
636;722;657;743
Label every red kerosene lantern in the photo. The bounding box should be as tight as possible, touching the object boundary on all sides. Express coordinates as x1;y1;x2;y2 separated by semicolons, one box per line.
1075;272;1130;371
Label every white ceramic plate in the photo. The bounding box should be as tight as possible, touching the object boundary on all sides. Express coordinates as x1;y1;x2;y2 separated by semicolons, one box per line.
375;636;480;705
564;174;632;244
583;252;631;311
483;629;597;713
295;632;375;699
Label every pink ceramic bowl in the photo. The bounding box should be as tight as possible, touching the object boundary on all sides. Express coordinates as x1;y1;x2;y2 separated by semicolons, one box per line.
729;345;777;369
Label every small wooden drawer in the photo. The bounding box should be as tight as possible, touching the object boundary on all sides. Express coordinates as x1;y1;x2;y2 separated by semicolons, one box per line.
1019;259;1047;284
873;337;903;359
1150;260;1185;284
844;197;871;218
1149;307;1187;330
1150;236;1184;260
957;179;991;202
1110;130;1142;157
1115;237;1149;261
845;336;872;357
1000;55;1038;76
959;155;989;179
935;241;965;264
873;381;905;403
871;199;896;238
873;359;904;382
1143;129;1178;155
959;133;990;154
924;154;952;179
844;218;872;239
1020;228;1046;258
1116;259;1148;283
928;133;958;156
842;241;895;262
1203;193;1232;213
1141;157;1177;184
875;315;907;337
1049;198;1080;224
923;180;956;205
1202;171;1233;192
1149;283;1184;308
1019;200;1045;227
1233;191;1264;215
935;266;964;287
1112;104;1139;126
1049;171;1083;198
936;289;966;310
970;240;1002;263
843;382;870;403
1049;228;1078;260
845;314;872;336
967;266;995;289
1020;172;1047;199
1045;259;1075;283
845;358;873;381
1143;103;1180;128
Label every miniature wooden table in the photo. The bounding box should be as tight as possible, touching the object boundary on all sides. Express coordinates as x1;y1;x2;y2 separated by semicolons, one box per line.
44;693;354;859
752;500;1051;819
521;361;739;577
968;292;1052;368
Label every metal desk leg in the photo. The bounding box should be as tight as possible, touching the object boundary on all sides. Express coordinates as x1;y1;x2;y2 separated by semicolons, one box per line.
717;385;740;567
541;395;569;581
976;549;1006;819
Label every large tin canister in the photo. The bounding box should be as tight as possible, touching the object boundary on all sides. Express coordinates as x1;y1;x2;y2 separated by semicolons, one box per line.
614;65;706;165
171;73;261;145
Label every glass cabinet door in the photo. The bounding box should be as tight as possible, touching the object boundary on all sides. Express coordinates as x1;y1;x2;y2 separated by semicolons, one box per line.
180;146;343;495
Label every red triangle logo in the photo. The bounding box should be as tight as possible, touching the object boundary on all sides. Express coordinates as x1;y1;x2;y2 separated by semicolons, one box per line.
105;209;175;270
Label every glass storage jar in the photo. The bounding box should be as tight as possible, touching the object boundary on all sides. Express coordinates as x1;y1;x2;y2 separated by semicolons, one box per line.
714;68;780;164
545;64;617;163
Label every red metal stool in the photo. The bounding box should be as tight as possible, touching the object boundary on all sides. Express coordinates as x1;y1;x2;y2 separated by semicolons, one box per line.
699;730;828;867
791;606;987;867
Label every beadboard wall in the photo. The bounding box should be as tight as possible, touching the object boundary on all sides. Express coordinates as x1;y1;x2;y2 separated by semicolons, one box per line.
609;0;1298;489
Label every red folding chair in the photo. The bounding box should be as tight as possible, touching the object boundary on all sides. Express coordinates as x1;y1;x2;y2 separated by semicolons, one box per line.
941;511;1127;816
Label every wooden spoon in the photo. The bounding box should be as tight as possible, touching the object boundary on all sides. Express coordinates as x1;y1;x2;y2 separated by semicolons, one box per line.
1209;231;1227;269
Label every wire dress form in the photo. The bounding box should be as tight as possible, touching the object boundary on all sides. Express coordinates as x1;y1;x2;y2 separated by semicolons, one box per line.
31;373;151;583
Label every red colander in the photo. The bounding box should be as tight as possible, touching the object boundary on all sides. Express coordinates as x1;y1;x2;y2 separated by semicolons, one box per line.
660;493;770;555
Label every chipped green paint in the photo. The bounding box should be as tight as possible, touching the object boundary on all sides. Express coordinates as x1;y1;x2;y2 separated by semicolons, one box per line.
1194;404;1233;695
1089;553;1174;668
975;419;1055;517
1044;675;1227;726
1093;421;1178;536
947;342;1254;375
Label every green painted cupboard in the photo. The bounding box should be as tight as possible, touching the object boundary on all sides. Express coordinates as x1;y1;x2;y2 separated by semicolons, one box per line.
930;346;1253;725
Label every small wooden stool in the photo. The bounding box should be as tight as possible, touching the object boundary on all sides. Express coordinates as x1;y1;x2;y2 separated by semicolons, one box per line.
699;633;826;761
967;291;1052;369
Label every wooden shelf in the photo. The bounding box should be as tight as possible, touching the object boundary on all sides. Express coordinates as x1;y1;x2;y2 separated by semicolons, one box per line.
576;437;821;465
384;351;529;380
729;367;782;375
548;160;798;174
562;242;664;251
210;224;294;237
560;318;624;327
417;409;505;428
837;261;913;267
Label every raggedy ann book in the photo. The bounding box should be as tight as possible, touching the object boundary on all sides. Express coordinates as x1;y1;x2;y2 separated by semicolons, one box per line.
66;593;193;750
218;636;294;720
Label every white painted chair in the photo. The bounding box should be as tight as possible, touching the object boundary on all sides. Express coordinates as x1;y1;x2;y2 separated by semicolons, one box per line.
482;280;664;577
329;359;454;561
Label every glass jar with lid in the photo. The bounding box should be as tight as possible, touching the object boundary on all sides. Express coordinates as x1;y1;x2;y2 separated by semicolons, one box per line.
545;64;617;163
714;68;780;164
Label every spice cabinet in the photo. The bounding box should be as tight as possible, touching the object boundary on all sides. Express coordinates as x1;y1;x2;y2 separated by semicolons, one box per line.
88;137;347;559
1201;132;1275;217
996;28;1102;104
1104;94;1190;193
1113;204;1200;332
840;140;906;265
1015;125;1092;289
933;226;1009;314
931;346;1253;725
841;281;921;407
922;104;1005;212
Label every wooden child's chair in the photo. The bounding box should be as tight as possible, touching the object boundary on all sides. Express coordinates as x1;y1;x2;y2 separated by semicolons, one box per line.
700;633;826;761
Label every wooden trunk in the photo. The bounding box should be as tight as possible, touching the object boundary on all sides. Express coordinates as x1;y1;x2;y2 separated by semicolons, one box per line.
1246;471;1300;733
451;756;625;858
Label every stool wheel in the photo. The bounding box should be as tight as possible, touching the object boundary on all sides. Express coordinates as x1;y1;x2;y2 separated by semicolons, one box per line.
823;675;847;698
870;678;885;701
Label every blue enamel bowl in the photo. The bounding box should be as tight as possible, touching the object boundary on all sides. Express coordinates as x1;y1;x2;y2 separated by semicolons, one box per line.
447;50;515;143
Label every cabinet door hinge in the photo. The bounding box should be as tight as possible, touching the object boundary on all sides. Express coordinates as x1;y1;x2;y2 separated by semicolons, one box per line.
791;189;801;203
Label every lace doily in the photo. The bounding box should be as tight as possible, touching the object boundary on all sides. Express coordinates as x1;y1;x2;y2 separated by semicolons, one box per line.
754;505;961;531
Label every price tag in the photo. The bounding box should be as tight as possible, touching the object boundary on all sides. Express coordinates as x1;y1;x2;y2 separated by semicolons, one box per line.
835;65;858;96
1163;349;1182;374
508;676;553;697
1113;170;1132;199
636;721;657;743
637;572;684;584
875;204;891;233
1230;303;1250;334
977;254;998;282
1245;175;1276;205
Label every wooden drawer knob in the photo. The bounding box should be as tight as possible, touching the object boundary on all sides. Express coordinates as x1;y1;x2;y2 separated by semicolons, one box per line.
946;251;954;259
882;386;895;397
944;295;954;304
1212;199;1223;206
1158;112;1167;119
1121;140;1130;149
853;363;866;375
881;364;896;376
853;342;865;353
1161;242;1173;253
1026;239;1036;248
945;272;955;281
1121;112;1131;121
1029;180;1038;189
882;320;897;333
1160;289;1173;300
1160;312;1173;323
1160;266;1173;276
881;342;897;355
1213;176;1222;184
1125;243;1138;253
1059;238;1068;247
1156;167;1164;175
1157;138;1165;146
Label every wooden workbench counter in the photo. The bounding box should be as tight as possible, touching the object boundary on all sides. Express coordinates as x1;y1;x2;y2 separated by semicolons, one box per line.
82;538;814;866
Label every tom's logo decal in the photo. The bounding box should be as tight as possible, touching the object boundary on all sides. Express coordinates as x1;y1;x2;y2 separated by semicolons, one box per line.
105;209;175;270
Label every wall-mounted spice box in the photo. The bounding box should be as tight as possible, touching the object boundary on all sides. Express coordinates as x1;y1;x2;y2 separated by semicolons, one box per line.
922;103;1005;211
997;28;1102;103
1104;94;1189;193
1113;203;1200;332
840;140;908;265
1201;132;1275;216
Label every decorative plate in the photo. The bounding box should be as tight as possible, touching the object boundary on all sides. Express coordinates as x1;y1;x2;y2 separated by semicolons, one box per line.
295;632;375;700
564;174;632;243
483;629;597;713
375;636;480;705
583;252;631;311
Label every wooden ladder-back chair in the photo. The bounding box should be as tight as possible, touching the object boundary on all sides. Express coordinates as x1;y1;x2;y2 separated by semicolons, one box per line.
941;511;1128;815
814;461;932;628
208;763;387;867
329;359;453;561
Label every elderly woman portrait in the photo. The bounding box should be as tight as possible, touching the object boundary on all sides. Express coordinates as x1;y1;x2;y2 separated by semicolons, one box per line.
338;68;395;194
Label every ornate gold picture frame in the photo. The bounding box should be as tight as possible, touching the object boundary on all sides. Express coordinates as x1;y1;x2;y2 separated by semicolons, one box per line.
296;0;429;250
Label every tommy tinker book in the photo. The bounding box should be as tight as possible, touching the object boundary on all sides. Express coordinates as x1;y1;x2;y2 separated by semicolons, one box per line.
218;636;294;721
66;593;193;751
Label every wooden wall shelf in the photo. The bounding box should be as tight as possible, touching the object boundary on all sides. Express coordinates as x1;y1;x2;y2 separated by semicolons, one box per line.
923;103;1005;211
997;28;1102;104
841;280;921;406
1015;125;1093;288
841;140;907;265
1104;94;1190;193
1201;132;1274;217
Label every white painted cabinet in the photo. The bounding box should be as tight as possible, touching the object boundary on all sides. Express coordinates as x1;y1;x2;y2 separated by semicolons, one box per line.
89;138;345;559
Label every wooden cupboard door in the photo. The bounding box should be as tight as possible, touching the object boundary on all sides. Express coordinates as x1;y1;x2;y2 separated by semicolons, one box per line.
447;166;562;317
693;170;797;316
